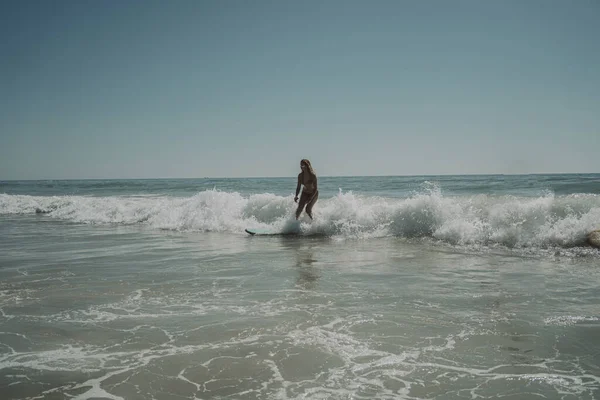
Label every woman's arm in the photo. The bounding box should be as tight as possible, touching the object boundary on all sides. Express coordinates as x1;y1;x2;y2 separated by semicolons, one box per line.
308;175;318;201
294;173;302;202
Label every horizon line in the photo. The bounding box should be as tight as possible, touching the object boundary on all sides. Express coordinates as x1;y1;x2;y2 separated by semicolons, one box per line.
1;172;599;182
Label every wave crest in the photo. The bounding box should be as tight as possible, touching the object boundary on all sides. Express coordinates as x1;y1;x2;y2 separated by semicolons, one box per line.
1;188;599;250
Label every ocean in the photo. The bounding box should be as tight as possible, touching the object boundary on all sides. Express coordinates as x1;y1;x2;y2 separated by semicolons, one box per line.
1;174;599;399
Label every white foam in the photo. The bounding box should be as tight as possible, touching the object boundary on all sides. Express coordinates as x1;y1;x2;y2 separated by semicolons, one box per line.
544;315;600;326
2;189;599;251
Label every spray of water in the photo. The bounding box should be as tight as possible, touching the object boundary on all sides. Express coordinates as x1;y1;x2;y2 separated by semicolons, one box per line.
1;186;599;251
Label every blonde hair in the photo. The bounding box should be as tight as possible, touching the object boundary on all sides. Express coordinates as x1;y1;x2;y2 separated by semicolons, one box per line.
301;159;316;177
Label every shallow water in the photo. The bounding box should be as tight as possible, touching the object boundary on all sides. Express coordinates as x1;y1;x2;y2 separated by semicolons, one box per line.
1;175;599;399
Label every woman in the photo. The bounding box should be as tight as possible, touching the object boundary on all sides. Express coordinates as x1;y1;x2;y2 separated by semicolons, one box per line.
294;159;318;220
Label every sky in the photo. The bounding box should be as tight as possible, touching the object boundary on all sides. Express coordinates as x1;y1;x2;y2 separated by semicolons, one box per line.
1;0;599;179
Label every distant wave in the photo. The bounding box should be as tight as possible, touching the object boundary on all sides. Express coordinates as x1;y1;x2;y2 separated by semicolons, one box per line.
1;187;599;251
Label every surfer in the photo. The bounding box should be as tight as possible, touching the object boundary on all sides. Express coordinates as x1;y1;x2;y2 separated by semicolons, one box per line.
295;159;318;220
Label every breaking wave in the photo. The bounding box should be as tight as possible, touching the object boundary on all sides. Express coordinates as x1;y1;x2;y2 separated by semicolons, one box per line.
1;186;599;251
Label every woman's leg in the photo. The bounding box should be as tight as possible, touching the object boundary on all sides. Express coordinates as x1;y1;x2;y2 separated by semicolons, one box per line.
295;192;309;219
305;191;318;219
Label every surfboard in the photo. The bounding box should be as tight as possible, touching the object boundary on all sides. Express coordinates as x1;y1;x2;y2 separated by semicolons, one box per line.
245;228;278;235
246;220;302;236
245;228;299;236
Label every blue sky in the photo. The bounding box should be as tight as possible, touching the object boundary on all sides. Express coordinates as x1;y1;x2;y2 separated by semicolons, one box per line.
1;0;599;179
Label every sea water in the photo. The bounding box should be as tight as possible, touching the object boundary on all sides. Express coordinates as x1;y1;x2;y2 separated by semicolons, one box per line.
1;174;599;399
